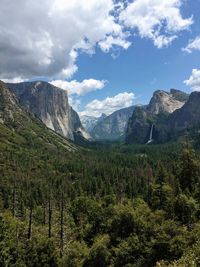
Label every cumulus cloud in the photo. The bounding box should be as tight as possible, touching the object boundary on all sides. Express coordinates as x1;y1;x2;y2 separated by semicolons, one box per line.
79;92;135;117
51;79;106;96
68;97;81;111
120;0;193;48
2;77;27;83
183;36;200;53
0;0;193;81
184;69;200;91
99;35;131;53
0;0;129;80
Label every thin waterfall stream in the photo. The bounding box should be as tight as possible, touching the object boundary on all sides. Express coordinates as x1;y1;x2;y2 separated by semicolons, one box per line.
146;124;154;144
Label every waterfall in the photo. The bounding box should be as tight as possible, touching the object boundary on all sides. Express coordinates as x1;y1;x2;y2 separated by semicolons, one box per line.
146;124;154;144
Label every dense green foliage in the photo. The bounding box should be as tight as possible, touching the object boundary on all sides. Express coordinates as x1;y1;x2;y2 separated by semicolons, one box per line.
1;118;200;266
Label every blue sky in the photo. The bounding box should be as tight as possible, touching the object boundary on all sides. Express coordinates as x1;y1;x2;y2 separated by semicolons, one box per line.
1;0;200;117
73;0;200;111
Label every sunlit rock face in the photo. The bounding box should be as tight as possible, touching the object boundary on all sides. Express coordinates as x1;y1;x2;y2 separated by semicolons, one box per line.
7;81;90;141
126;89;189;144
147;89;188;114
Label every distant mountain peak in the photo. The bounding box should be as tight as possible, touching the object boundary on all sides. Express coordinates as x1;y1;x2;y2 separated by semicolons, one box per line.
90;106;135;140
80;114;105;132
100;113;107;119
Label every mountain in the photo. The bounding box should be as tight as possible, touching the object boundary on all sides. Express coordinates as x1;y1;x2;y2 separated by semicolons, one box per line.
147;89;188;114
91;106;135;140
126;89;189;144
158;91;200;141
126;106;152;144
7;81;90;141
0;80;75;151
80;113;107;132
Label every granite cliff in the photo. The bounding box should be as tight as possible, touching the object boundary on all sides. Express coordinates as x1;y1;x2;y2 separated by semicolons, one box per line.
7;81;90;141
126;89;189;144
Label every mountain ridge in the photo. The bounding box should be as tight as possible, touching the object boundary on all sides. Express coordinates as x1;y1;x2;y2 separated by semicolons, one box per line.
7;81;90;141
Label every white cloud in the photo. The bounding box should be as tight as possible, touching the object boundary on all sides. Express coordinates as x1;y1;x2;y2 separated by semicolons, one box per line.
0;0;193;81
0;0;130;80
99;35;131;53
80;92;135;117
68;96;81;111
2;77;27;83
184;69;200;91
51;79;106;96
183;36;200;53
60;49;78;79
120;0;193;48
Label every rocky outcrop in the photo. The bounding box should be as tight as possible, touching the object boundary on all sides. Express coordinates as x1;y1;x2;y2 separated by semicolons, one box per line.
0;80;24;124
126;107;151;144
126;89;189;144
80;114;107;132
7;81;90;141
162;91;200;140
147;89;187;114
91;106;135;140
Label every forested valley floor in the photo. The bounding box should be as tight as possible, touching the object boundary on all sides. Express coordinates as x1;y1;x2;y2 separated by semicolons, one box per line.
1;130;200;266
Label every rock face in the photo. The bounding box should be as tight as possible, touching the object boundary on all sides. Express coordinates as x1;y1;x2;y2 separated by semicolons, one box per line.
80;114;107;132
91;106;135;140
164;91;200;139
7;81;90;141
0;80;24;124
126;106;153;144
147;89;187;114
0;80;75;151
126;89;189;144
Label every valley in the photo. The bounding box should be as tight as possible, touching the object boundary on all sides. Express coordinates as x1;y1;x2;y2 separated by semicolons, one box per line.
0;81;200;266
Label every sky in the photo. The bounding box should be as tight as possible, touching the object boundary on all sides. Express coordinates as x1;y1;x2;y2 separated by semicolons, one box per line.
0;0;200;117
